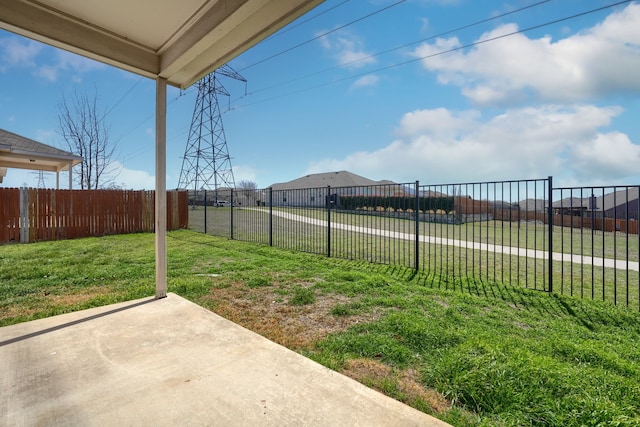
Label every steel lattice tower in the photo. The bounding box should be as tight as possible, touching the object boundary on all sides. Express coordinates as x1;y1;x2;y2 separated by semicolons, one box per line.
31;170;46;188
178;65;246;202
37;171;46;188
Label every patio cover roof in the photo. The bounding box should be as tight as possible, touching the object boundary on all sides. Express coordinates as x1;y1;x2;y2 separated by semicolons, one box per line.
0;0;323;89
0;0;325;297
0;128;82;185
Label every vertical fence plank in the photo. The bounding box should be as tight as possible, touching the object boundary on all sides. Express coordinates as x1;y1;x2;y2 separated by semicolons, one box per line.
0;188;20;243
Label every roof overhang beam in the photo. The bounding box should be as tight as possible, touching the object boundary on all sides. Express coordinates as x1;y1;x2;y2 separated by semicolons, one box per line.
0;0;324;89
0;1;158;79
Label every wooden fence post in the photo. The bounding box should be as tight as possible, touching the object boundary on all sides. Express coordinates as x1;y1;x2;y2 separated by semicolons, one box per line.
19;187;29;243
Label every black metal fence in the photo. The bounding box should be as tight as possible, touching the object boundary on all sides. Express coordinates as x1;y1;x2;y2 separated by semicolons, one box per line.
189;178;640;310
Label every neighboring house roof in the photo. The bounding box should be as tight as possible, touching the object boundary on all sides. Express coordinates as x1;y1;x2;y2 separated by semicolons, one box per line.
423;190;448;197
0;128;83;183
546;189;640;212
519;198;547;211
552;197;590;209
597;187;640;211
519;189;640;213
491;200;514;209
270;171;395;190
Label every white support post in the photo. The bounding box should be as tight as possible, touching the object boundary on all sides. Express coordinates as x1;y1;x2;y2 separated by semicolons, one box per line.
68;161;73;189
155;77;167;299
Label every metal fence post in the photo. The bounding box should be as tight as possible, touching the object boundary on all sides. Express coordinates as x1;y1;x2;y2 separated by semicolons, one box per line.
548;176;554;293
230;189;234;240
269;187;273;247
203;189;207;234
415;180;420;271
327;185;331;258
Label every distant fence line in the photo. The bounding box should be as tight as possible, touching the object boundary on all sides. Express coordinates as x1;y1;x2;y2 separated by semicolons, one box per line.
0;188;188;243
191;178;640;310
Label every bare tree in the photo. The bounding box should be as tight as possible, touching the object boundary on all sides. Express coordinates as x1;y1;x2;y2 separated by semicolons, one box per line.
237;180;258;206
57;91;118;189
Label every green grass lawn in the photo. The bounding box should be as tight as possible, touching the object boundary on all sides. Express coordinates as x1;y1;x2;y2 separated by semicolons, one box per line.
193;207;638;262
2;230;640;426
190;207;640;308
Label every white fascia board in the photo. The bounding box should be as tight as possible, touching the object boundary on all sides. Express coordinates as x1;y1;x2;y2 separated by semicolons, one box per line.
160;0;324;88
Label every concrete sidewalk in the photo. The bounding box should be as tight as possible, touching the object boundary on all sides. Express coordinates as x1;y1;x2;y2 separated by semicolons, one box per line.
254;208;639;272
0;293;450;426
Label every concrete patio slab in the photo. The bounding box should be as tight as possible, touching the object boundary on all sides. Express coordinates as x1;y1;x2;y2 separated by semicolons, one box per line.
0;293;450;426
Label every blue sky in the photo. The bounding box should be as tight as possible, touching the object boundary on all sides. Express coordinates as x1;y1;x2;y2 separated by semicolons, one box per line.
1;0;639;190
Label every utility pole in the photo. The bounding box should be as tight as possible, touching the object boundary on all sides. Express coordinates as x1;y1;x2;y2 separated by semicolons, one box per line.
178;65;246;206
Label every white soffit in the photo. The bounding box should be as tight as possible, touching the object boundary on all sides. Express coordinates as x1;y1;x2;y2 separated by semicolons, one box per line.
0;0;324;89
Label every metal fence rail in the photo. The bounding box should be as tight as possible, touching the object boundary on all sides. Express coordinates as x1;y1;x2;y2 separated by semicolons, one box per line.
189;177;640;310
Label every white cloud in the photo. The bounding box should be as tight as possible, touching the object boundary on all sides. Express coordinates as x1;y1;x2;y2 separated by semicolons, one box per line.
34;65;58;82
0;35;105;82
571;132;640;181
316;29;375;69
306;105;639;184
109;162;155;190
350;74;380;90
34;129;58;145
0;162;156;190
0;169;53;189
0;37;42;71
35;50;105;82
411;3;640;105
232;164;258;185
419;17;430;35
395;107;479;139
56;50;104;73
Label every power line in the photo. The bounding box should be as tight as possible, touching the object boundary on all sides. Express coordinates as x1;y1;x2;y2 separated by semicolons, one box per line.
244;0;554;97
115;73;236;164
113;88;195;156
104;77;143;118
264;0;351;41
232;0;633;109
238;0;408;71
110;0;414;160
112;0;632;165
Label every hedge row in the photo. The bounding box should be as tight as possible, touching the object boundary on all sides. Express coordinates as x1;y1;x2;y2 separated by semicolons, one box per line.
337;195;455;213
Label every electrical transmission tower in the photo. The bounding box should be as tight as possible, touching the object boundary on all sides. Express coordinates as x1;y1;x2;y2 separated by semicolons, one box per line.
31;170;46;188
178;65;246;205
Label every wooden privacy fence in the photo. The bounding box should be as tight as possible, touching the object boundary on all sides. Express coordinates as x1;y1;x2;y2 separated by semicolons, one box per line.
491;209;639;234
0;188;188;243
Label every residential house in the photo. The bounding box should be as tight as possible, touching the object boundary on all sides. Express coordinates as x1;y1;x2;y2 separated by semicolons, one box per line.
548;188;639;220
0;128;82;188
551;197;591;216
597;187;639;220
269;171;399;207
519;199;547;212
